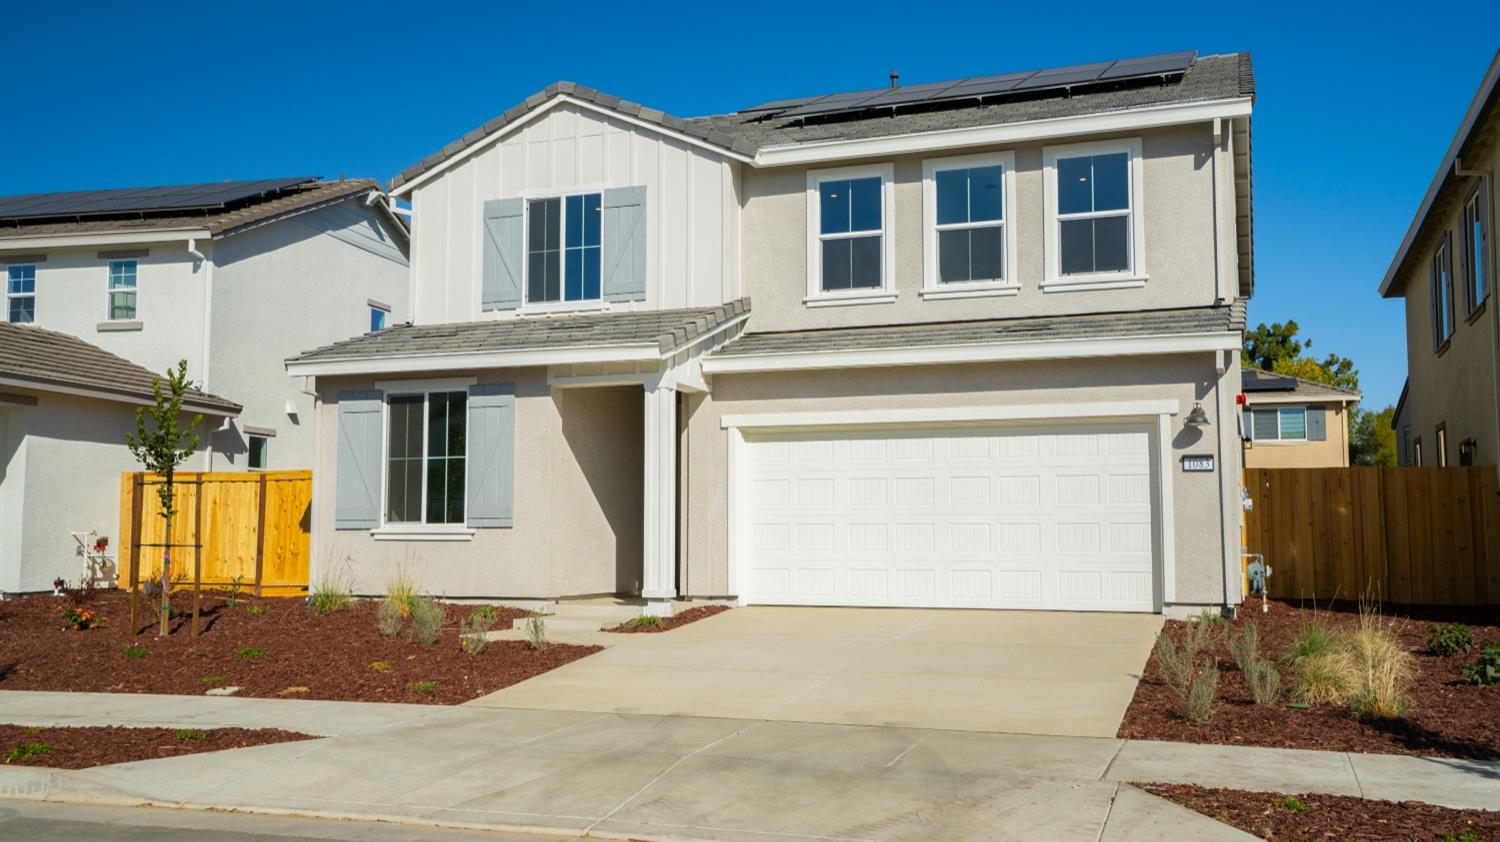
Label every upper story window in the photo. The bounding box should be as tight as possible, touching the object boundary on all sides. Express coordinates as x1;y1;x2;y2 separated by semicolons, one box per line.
806;164;895;306
386;391;466;525
1432;232;1454;349
6;265;35;324
107;259;137;321
370;302;390;332
1462;182;1490;315
526;193;601;304
922;152;1018;299
1043;138;1145;290
1248;407;1307;441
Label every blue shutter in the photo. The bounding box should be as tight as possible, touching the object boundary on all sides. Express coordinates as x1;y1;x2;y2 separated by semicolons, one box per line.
335;390;383;529
601;186;647;302
1306;406;1328;441
482;198;524;311
467;384;516;528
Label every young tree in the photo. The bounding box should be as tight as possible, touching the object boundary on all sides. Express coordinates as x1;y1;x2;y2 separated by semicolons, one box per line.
126;361;202;637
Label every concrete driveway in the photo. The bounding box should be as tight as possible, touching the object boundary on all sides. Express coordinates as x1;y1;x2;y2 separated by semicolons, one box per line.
472;606;1161;737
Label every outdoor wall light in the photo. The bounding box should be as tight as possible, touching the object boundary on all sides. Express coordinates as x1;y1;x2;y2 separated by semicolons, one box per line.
1185;402;1210;427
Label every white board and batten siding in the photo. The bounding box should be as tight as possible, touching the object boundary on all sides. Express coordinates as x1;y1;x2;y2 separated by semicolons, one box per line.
741;424;1160;612
410;104;741;324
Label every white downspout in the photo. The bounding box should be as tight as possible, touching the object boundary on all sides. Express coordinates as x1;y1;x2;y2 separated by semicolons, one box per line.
189;239;217;470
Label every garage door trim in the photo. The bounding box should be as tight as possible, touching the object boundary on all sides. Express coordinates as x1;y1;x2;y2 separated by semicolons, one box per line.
725;402;1178;609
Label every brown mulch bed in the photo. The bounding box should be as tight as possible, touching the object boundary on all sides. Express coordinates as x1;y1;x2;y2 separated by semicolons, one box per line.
1119;599;1500;760
0;591;599;705
1140;783;1500;841
605;604;730;633
0;724;314;769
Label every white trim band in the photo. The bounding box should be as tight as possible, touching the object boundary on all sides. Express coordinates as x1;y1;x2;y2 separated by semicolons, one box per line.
721;400;1182;430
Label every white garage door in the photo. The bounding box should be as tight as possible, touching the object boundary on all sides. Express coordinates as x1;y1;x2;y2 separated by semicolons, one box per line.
741;423;1159;612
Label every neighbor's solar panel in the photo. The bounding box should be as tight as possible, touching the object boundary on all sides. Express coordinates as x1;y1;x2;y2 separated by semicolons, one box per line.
740;51;1196;119
0;177;318;221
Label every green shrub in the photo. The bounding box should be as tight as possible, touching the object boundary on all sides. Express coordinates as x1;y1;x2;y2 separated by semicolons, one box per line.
524;615;549;651
1194;608;1227;629
1439;830;1483;842
234;646;265;660
1429;624;1475;656
200;674;227;686
460;608;495;656
224;574;246;608
408;680;436;694
1284;615;1334;664
368;660;390;672
174;729;207;742
382;569;420;622
1226;622;1260;673
1276;795;1311;813
1244;657;1282;706
408;597;444;646
247;604;264;615
377;598;404;637
470;604;498;624
4;742;51;764
1186;660;1219;725
625;615;664;630
1461;643;1500;687
123;645;147;659
308;568;352;614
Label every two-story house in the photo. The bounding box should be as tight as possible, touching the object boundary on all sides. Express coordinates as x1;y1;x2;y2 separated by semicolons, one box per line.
0;177;408;595
289;50;1255;617
1381;49;1497;468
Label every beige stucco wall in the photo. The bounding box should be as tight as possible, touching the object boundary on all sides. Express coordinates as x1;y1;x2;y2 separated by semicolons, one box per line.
1395;160;1499;466
1242;401;1352;468
681;353;1241;607
741;124;1229;333
311;373;641;599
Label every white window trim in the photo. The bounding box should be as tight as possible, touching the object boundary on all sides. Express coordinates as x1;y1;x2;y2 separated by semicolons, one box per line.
805;162;897;307
6;264;36;323
920;151;1019;299
523;189;606;310
379;385;471;530
105;259;138;322
1042;137;1146;291
1249;406;1308;443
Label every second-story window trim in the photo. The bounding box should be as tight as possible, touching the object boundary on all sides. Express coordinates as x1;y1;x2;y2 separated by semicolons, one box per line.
525;190;603;309
921;151;1019;300
6;264;36;324
805;162;897;307
107;259;138;321
1462;180;1491;317
1432;231;1455;351
1042;137;1147;292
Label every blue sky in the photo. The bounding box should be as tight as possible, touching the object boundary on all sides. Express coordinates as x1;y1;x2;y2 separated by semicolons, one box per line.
3;2;1496;408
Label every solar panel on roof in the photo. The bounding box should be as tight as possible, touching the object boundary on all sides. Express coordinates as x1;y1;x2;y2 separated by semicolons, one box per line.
737;51;1196;119
0;177;318;222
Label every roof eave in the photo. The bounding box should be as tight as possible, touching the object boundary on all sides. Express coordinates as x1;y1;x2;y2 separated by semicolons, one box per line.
0;375;239;418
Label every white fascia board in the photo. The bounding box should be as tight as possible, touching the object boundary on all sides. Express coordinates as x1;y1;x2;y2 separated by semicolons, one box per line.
285;343;663;378
753;98;1254;167
0;228;213;251
1244;393;1358;405
722;400;1181;430
0;376;238;418
390;95;753;199
701;331;1242;374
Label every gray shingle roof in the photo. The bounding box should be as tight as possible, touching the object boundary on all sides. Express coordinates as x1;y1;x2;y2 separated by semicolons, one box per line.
0;179;405;242
290;299;750;365
0;322;240;415
390;53;1253;191
1242;367;1360;401
711;302;1246;358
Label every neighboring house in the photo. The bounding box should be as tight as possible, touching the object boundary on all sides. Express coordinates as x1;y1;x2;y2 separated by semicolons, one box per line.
1380;49;1498;468
289;50;1256;616
0;177;409;473
1241;368;1359;468
0;323;240;596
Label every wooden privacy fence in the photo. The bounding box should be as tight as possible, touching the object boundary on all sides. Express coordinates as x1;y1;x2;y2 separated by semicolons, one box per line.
1244;466;1500;606
118;470;312;596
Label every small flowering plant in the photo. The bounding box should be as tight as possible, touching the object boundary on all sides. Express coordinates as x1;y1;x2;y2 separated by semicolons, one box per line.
59;605;104;631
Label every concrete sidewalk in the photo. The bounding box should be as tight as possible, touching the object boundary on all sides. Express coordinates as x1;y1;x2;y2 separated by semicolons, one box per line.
2;691;1498;841
0;690;435;737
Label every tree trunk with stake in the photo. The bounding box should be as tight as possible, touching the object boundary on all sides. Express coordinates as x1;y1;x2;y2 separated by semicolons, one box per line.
125;360;202;639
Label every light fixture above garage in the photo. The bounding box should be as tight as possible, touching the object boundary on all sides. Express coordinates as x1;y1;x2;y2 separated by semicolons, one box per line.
1185;402;1210;427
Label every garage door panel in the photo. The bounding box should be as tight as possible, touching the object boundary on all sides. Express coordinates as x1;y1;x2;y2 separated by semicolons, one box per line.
743;424;1158;612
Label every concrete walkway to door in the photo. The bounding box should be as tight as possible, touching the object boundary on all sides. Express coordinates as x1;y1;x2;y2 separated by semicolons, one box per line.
470;606;1162;738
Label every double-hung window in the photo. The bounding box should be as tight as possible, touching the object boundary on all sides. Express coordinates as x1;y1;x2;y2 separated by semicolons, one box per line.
385;391;467;525
1462;182;1490;315
1044;139;1144;289
807;164;893;303
526;192;601;305
1432;232;1455;349
922;152;1017;297
1249;407;1307;441
6;265;35;323
108;259;137;321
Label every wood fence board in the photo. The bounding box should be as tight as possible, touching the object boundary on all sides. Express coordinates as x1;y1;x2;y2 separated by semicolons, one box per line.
1247;466;1500;607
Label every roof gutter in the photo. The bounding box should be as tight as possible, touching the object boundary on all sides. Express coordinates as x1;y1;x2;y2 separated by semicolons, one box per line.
285;342;666;378
1378;48;1500;298
0;228;213;252
0;376;239;418
751;97;1254;167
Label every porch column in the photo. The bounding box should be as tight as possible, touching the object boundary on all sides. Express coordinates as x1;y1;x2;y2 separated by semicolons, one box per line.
641;383;677;615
